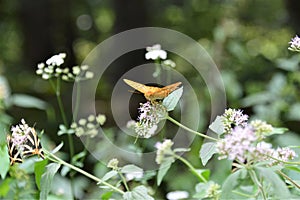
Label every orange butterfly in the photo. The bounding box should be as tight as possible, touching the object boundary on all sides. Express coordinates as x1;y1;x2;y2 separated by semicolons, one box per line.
123;79;182;102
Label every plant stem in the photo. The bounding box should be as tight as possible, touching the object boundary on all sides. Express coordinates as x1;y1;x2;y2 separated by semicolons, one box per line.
73;80;80;121
249;169;267;200
277;170;300;189
172;153;207;183
45;150;125;195
118;171;130;191
167;116;218;141
54;78;74;158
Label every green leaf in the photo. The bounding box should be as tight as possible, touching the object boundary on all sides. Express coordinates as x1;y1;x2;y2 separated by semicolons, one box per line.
10;94;48;110
199;142;217;166
101;191;113;200
101;170;118;182
123;185;154;200
157;157;175;186
255;167;291;198
0;144;10;179
0;178;11;197
209;116;224;135
270;127;288;135
195;169;210;181
163;87;183;111
51;142;64;154
121;164;143;174
40;163;61;200
220;168;247;199
57;124;74;136
71;151;86;167
34;159;48;190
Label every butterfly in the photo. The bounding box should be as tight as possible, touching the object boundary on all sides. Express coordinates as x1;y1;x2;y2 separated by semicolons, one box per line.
7;135;23;165
22;128;44;159
123;79;182;102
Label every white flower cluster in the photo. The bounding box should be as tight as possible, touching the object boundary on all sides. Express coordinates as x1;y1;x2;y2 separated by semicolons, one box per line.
133;101;167;138
71;114;106;138
155;139;174;164
145;44;167;60
221;108;248;134
11;119;32;146
36;53;94;81
288;35;300;52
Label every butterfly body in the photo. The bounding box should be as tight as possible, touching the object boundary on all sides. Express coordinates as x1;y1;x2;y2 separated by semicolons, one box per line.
123;79;181;102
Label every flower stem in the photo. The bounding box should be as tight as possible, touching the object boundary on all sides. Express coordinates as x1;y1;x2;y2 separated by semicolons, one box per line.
45;150;125;195
167;116;218;141
249;169;267;200
172;153;207;183
118;171;130;191
277;170;300;189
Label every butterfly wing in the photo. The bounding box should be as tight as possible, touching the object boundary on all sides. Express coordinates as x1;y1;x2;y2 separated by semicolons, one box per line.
123;79;150;94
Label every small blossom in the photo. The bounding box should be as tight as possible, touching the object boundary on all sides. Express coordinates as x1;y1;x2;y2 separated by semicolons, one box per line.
221;108;248;134
46;53;66;66
107;158;119;170
126;120;136;129
155;139;174;164
206;182;221;199
96;114;106;125
272;147;297;164
166;191;189;200
145;44;167;60
162;59;176;68
288;35;300;52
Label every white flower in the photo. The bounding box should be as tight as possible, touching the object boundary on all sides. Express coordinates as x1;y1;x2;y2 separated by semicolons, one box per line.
145;44;167;60
166;191;189;200
46;53;66;66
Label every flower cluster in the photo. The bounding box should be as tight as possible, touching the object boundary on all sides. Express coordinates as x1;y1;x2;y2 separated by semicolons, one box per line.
217;109;297;164
288;35;300;52
107;158;119;170
71;114;106;138
155;139;174;164
217;125;257;163
36;53;94;81
205;182;221;199
221;108;248;134
11;119;32;146
145;44;167;60
133;101;167;138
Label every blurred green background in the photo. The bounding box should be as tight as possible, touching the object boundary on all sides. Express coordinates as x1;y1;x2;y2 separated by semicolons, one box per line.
1;0;300;198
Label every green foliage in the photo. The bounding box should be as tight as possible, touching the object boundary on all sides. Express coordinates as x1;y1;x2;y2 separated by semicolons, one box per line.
123;186;154;200
199;142;217;166
40;163;61;200
0;144;10;179
157;157;175;186
162;86;183;111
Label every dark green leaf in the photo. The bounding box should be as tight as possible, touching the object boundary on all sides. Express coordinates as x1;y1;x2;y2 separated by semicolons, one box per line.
199;142;217;166
101;191;113;200
0;144;10;179
195;169;210;181
40;163;61;200
34;159;48;190
209;116;224;135
163;87;183;111
157;157;175;186
123;185;154;200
